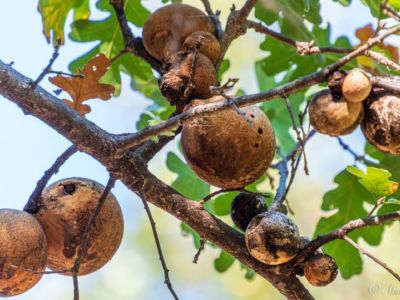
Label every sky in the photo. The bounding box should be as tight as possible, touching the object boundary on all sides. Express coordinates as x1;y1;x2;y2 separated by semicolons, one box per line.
1;1;400;300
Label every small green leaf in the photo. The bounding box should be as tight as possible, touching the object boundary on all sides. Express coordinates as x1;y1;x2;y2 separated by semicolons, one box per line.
314;169;385;278
347;166;399;199
389;0;400;10
214;250;235;273
38;0;89;45
166;152;210;200
212;192;237;216
240;263;256;280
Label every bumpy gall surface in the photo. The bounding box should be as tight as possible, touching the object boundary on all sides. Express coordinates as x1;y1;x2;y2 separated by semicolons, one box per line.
182;97;276;188
304;253;338;286
182;31;221;64
245;211;300;265
0;209;47;296
361;93;400;155
34;178;124;275
309;89;364;136
142;4;215;61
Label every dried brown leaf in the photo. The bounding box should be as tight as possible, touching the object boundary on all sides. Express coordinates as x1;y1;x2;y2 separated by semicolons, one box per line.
49;54;115;115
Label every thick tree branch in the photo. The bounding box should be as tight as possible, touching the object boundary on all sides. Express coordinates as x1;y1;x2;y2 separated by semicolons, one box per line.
0;59;313;300
115;24;400;153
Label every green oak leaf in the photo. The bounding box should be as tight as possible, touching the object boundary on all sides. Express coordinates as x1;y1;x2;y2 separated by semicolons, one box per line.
255;0;322;28
361;0;381;17
214;250;235;273
389;0;400;10
38;0;90;45
314;170;385;279
166;152;210;201
347;166;399;199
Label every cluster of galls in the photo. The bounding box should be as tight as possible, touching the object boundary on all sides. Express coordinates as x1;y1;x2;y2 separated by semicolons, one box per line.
0;178;123;296
143;4;277;189
143;4;219;111
309;69;400;155
230;192;338;287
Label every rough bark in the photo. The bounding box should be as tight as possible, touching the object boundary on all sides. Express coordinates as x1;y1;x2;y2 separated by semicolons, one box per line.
0;60;314;299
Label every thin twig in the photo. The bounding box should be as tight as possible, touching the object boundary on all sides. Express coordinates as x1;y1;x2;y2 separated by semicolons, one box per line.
47;71;84;78
364;50;400;71
382;3;400;22
343;235;400;281
282;154;302;205
248;20;400;71
200;0;223;41
110;0;162;73
336;137;378;166
294;211;400;265
31;40;61;88
283;95;309;175
23;145;78;213
368;197;386;216
247;21;351;55
193;239;206;264
71;176;117;300
217;0;258;67
139;190;179;300
269;147;289;212
200;188;240;206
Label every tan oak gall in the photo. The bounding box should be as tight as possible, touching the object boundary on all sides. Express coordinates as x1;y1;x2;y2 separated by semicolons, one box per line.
304;253;338;286
361;92;400;155
342;69;372;103
181;96;276;189
245;211;300;265
182;31;221;64
0;209;47;297
33;178;124;275
142;4;215;61
160;51;217;108
308;89;364;136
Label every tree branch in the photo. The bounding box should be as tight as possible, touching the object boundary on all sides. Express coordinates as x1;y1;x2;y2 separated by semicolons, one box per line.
294;211;400;264
115;24;400;153
0;58;314;300
200;0;223;41
247;20;400;70
247;21;351;55
217;0;258;67
24;145;78;213
72;176;117;300
139;190;179;299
